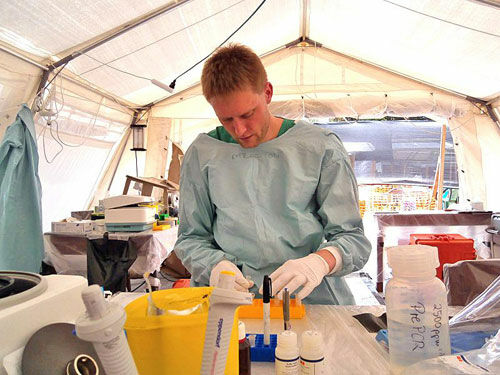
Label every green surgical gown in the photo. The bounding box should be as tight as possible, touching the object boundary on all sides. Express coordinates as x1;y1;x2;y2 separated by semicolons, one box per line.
0;105;43;272
174;120;371;304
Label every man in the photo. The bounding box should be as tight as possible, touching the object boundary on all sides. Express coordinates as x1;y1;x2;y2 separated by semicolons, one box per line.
174;44;371;304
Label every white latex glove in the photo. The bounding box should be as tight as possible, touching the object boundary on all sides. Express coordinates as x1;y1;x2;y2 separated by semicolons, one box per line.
264;254;330;301
210;260;254;292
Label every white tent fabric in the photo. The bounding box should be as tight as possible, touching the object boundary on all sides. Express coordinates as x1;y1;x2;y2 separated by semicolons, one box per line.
0;49;41;140
33;76;133;230
0;0;499;223
1;1;498;103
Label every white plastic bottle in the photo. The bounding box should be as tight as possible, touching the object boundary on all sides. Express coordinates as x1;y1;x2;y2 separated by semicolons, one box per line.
275;330;300;375
386;245;451;371
300;330;325;375
75;284;138;375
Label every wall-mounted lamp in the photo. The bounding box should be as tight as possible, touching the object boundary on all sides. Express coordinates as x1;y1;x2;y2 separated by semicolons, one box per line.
131;123;147;151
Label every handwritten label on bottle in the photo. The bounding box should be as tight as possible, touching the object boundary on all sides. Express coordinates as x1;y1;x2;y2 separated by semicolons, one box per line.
409;302;426;351
431;304;446;355
408;302;445;354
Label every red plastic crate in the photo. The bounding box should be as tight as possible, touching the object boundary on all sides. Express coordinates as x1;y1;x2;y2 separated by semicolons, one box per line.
409;234;476;280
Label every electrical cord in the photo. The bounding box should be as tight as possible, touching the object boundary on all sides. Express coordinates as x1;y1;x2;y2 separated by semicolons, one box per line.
131;281;146;292
79;0;247;77
31;62;69;112
40;123;63;163
135;150;139;176
37;75;105;163
75;0;268;91
159;269;179;283
168;0;268;89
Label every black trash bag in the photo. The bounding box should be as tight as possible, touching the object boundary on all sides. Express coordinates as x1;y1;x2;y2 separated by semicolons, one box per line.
87;235;138;293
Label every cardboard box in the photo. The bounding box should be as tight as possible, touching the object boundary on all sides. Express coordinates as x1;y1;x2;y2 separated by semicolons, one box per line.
51;220;95;234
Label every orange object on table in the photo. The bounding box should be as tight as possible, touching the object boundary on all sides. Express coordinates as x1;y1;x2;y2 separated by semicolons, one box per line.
409;233;476;280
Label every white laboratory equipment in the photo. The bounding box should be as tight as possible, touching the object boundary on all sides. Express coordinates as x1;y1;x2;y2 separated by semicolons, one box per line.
0;273;87;375
75;285;138;375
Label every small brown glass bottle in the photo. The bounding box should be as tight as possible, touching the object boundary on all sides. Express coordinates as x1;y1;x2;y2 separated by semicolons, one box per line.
238;321;251;375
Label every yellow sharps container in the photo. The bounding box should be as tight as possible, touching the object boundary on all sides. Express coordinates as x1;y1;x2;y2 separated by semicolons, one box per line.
124;287;238;375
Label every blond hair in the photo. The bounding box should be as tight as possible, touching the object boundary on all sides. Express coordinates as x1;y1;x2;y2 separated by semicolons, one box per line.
201;44;267;101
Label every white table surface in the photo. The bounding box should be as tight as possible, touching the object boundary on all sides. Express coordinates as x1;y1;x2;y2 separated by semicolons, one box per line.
243;305;390;375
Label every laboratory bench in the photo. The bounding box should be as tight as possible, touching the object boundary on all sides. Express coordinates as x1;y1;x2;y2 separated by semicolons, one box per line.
111;292;390;375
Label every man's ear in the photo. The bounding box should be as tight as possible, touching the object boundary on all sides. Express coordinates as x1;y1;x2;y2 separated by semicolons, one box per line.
264;82;273;104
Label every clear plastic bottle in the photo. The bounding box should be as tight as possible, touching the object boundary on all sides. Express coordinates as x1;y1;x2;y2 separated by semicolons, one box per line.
386;245;451;371
275;330;300;375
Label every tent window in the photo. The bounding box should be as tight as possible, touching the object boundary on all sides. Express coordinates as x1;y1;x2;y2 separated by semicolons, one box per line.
317;119;458;211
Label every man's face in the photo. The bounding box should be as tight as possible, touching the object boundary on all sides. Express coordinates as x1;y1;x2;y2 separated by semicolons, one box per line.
209;82;273;148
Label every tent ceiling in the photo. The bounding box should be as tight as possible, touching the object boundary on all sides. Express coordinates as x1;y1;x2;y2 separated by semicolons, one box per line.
0;0;170;57
0;0;499;106
310;0;500;100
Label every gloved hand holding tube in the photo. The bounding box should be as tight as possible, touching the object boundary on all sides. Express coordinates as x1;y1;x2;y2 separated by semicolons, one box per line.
210;260;254;292
261;249;338;301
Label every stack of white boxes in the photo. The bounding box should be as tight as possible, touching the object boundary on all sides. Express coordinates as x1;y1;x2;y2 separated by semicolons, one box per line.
51;220;95;234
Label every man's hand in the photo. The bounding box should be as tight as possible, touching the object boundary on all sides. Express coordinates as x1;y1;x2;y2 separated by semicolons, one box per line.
263;253;330;301
210;260;254;291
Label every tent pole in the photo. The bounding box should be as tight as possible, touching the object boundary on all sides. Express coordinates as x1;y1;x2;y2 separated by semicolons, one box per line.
466;96;500;129
437;124;447;210
0;45;48;71
52;0;193;69
300;0;311;39
106;112;139;192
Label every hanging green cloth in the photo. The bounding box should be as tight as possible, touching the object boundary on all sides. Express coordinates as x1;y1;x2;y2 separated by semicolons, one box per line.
0;104;43;272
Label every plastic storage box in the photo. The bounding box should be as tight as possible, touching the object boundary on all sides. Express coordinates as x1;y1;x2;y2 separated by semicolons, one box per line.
409;234;476;280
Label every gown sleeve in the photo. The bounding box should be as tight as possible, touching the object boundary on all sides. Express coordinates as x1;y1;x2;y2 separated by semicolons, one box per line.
174;143;238;285
315;133;372;277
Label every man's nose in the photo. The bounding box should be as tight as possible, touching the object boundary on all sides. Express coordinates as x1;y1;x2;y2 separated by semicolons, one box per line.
233;119;248;137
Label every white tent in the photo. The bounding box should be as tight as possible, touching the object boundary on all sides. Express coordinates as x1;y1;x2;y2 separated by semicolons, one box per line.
0;0;499;229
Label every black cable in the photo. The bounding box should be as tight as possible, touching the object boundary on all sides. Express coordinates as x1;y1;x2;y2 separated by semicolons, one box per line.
135;150;139;176
135;107;151;124
79;0;247;77
169;0;268;89
131;281;146;292
45;63;69;89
